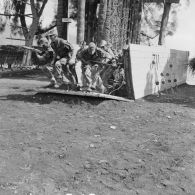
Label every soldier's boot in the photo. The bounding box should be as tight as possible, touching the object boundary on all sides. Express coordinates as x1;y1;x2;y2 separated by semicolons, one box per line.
44;78;59;88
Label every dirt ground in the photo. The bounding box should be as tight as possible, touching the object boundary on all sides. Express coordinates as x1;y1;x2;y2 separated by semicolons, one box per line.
0;74;195;195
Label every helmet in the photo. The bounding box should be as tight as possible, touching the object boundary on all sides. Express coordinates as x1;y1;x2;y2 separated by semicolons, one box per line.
39;37;49;48
47;28;58;37
39;37;49;44
88;42;96;49
100;40;107;47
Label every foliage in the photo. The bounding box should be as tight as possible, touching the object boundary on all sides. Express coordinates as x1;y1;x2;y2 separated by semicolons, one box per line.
69;0;78;20
140;1;190;45
189;58;195;73
0;17;6;33
2;0;56;37
141;2;178;45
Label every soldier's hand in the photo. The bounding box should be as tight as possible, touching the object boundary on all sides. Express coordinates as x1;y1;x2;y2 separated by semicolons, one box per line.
69;58;75;65
111;59;117;67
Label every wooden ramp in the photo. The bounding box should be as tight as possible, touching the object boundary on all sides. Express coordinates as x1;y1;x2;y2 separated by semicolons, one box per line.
36;89;133;102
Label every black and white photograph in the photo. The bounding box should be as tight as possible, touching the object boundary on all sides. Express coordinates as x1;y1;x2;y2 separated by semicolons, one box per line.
0;0;195;194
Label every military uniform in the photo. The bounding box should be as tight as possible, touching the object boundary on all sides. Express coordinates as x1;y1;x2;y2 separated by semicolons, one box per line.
35;44;58;86
99;47;117;89
77;46;112;92
51;37;74;85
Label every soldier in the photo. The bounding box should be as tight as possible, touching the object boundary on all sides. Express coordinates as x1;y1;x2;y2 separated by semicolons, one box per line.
99;40;115;58
47;31;75;88
99;40;118;89
35;37;58;88
77;42;112;93
75;41;88;89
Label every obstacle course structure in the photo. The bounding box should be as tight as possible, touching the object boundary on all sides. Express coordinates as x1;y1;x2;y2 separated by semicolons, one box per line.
124;44;189;99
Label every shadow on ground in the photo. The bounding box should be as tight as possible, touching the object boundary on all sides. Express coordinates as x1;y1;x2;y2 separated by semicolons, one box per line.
0;93;106;106
143;84;195;109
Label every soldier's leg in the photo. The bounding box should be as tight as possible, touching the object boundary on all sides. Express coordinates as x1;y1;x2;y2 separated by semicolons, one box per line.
60;58;73;85
53;59;70;85
83;65;92;90
101;66;115;87
42;64;57;87
75;60;83;87
95;73;106;93
91;65;99;89
90;65;105;93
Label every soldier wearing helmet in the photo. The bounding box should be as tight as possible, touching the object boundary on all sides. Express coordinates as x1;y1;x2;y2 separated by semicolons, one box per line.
99;40;119;89
35;37;59;88
99;40;115;59
47;29;75;88
76;42;112;93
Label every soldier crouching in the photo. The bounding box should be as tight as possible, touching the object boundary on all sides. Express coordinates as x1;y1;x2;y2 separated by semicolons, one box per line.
48;31;76;89
76;42;112;93
35;37;59;88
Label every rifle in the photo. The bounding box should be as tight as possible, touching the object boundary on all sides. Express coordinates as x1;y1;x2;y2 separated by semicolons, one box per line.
20;46;42;54
89;60;123;67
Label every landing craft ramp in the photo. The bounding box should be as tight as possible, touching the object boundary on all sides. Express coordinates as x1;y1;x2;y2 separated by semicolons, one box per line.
36;89;132;102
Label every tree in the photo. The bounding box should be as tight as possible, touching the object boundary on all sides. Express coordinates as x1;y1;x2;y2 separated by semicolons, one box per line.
96;0;142;50
141;1;180;46
2;0;49;66
158;2;172;45
77;0;86;44
57;0;68;39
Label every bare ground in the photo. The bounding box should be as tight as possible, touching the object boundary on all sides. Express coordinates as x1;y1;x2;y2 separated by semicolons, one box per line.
0;76;195;195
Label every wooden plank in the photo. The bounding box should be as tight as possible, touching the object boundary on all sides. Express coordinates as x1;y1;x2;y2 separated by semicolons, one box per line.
144;0;179;3
36;89;133;102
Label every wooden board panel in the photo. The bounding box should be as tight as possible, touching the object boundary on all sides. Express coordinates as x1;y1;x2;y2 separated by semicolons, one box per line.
36;89;133;102
129;44;189;99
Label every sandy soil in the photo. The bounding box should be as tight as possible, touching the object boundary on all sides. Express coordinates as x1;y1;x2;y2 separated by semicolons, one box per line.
0;76;195;195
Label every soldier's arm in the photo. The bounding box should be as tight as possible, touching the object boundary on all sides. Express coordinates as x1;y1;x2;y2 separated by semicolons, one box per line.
36;51;53;64
35;52;45;62
99;49;113;62
61;39;74;59
77;49;91;65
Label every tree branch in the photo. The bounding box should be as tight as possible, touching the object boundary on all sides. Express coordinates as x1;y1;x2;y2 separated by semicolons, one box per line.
35;23;57;35
38;0;48;17
30;0;38;17
0;13;33;18
9;23;29;30
15;0;31;6
19;2;29;37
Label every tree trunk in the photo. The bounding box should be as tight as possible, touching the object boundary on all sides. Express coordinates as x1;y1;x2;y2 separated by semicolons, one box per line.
97;0;107;45
158;2;171;45
22;19;39;66
57;0;68;39
96;0;131;50
85;0;99;43
127;0;143;44
20;0;48;66
77;0;86;44
103;0;112;43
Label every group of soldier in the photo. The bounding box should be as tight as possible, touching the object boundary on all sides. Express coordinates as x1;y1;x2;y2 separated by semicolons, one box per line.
35;31;125;94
